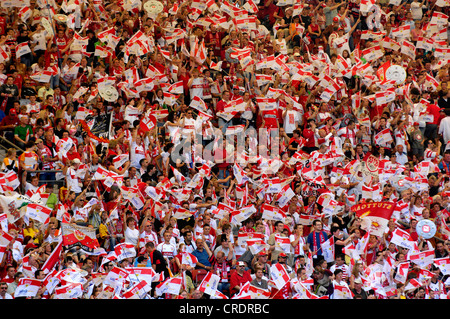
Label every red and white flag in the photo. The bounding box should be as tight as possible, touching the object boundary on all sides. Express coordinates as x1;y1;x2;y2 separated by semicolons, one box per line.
42;241;63;274
321;236;335;262
14;278;42;298
53;283;84;299
409;250;435;268
167;81;184;95
394;261;410;284
351;201;396;238
122;280;151;299
433;257;450;276
401;40;416;60
333;283;354;299
270;262;290;290
15;42;31;58
374;128;393;147
114;243;136;262
155;276;182;296
261;203;287;222
26;203;52;224
198;271;220;295
274;234;291;254
361;45;383;62
404;278;422;291
173;207;193;220
390;228;417;251
248;284;271;299
126;267;157;286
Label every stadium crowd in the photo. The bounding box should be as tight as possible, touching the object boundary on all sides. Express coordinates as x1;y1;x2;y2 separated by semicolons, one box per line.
0;0;450;300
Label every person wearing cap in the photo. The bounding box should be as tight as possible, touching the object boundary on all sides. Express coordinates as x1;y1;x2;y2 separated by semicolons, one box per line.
229;260;252;297
250;249;271;278
269;252;294;299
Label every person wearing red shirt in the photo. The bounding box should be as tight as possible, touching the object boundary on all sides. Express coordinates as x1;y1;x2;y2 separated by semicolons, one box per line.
54;29;72;57
229;261;252;297
302;119;317;153
204;24;223;58
425;102;441;144
216;90;231;133
63;144;82;165
261;109;279;129
0;12;6;36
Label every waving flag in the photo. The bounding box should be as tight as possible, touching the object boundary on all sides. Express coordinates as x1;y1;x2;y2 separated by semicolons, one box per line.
114;243;136;262
409;250;435;268
53;282;84;299
155;276;183;296
26;203;52;224
198;272;220;296
42;241;63;274
270;263;290;290
274;234;291;254
333;284;354;299
261;203;287;222
122;280;151;299
126;267;157;285
61;223;99;252
390;228;417;251
374;128;393;146
433;257;450;276
351;201;396;237
321;236;335;262
14;278;42;298
15;42;31;58
0;193;34;223
248;284;271;299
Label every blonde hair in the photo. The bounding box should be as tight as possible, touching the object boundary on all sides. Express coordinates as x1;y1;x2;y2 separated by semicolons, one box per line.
6;148;16;157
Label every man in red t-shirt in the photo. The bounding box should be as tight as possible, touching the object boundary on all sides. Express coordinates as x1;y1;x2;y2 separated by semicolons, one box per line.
0;12;6;36
229;261;252;296
425;102;441;144
302;119;317;153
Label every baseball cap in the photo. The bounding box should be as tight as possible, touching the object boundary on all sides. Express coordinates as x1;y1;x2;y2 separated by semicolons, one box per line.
279;252;287;258
333;17;339;22
238;261;246;266
72;158;81;164
9;109;16;115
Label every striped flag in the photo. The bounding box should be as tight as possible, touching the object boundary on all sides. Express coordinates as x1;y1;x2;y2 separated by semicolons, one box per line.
14;278;42;298
26;203;52;224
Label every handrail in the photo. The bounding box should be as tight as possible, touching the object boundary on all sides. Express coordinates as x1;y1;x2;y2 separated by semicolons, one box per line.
0;136;24;153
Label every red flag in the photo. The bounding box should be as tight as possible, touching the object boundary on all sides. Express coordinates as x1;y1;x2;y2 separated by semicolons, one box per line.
42;241;63;274
351;202;396;237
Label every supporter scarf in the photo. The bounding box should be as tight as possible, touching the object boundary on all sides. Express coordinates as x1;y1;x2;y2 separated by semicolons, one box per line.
79;120;110;143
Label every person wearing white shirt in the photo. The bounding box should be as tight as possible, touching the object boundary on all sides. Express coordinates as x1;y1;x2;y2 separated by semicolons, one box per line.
337;120;358;147
330;269;352;299
395;144;408;165
438;113;450;145
0;282;13;299
156;230;178;261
